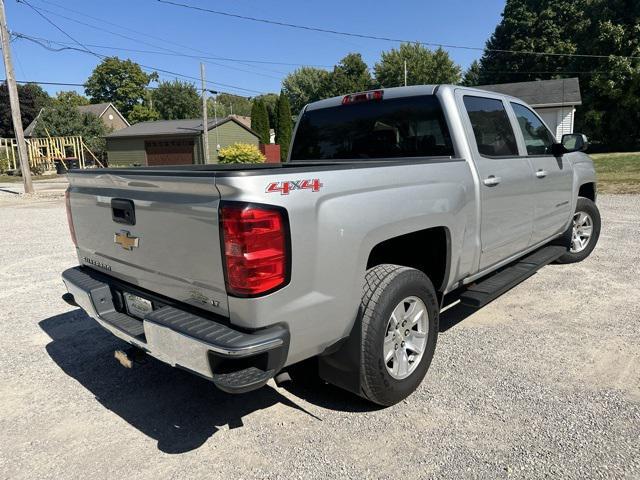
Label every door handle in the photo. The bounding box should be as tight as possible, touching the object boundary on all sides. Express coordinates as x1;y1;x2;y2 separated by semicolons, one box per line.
483;175;501;187
536;169;548;178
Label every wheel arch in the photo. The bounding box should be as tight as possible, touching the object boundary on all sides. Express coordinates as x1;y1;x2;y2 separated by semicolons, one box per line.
579;182;596;202
365;226;451;294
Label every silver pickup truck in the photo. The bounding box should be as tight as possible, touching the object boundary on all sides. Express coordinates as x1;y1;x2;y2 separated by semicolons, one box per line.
61;85;600;406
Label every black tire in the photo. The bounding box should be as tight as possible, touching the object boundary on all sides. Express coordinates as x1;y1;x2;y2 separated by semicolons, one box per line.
359;264;439;406
555;197;601;264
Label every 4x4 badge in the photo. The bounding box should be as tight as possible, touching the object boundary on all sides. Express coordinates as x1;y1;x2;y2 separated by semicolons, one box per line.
266;179;323;195
114;230;139;250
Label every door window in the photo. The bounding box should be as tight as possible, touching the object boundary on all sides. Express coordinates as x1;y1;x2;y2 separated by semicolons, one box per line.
463;96;518;157
511;103;556;155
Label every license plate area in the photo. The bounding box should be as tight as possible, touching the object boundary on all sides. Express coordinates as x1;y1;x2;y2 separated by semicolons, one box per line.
123;292;153;319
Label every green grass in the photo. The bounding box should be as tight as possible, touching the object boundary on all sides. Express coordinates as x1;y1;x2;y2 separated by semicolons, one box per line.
591;152;640;194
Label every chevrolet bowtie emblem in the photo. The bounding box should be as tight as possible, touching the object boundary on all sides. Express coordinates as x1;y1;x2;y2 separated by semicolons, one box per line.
114;230;139;250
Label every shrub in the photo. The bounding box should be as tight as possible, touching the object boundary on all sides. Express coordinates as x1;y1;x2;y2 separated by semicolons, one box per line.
218;143;266;164
0;151;9;173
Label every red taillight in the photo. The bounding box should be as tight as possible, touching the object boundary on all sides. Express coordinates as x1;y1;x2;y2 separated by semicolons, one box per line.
64;189;77;247
342;89;383;105
221;204;289;296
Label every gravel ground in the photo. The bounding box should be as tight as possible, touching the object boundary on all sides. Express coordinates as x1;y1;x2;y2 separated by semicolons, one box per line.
0;191;638;480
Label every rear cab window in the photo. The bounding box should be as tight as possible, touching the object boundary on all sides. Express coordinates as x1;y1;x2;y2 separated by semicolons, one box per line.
462;96;518;157
290;95;454;161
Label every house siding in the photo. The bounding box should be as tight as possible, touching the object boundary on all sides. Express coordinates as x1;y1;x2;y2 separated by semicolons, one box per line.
535;106;576;141
101;105;129;132
106;137;146;166
557;107;575;139
206;121;259;163
105;120;259;166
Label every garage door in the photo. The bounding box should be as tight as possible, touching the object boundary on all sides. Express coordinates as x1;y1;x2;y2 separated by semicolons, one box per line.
145;139;195;166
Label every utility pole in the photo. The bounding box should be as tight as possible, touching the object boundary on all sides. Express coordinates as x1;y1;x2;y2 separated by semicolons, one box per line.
200;62;210;163
404;60;407;87
0;0;33;193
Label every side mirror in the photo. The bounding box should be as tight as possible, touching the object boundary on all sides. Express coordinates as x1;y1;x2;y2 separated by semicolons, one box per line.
561;133;589;153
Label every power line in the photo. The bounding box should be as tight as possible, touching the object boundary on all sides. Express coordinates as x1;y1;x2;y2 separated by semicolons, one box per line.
30;0;331;69
15;4;287;80
155;0;640;61
3;79;86;87
16;0;98;57
12;4;265;95
16;31;331;69
14;30;285;81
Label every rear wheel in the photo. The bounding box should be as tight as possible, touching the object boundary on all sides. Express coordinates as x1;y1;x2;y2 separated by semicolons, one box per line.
359;264;439;406
556;197;601;264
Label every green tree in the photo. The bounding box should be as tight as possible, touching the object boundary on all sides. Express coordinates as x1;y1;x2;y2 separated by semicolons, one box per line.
85;57;157;121
374;44;461;87
151;80;200;120
275;91;293;161
324;53;373;96
254;93;279;130
128;104;160;124
55;90;89;107
250;99;270;144
282;67;331;115
33;102;107;156
477;0;640;150
461;60;482;86
211;93;252;117
0;83;51;137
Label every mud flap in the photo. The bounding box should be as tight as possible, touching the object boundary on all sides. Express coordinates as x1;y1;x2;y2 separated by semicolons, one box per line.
317;314;363;396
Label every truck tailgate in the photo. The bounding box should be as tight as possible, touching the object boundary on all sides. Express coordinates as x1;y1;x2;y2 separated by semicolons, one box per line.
67;172;228;316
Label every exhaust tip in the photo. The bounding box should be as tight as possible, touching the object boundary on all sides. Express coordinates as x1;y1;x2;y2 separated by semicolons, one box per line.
114;347;146;369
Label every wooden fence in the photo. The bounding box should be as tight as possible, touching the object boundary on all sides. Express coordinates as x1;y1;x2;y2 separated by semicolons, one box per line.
0;136;103;172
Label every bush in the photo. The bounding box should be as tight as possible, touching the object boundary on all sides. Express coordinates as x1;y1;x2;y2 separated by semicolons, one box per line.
218;143;266;164
0;151;9;173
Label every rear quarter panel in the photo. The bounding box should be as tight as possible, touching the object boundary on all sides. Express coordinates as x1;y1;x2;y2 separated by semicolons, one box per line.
216;160;476;365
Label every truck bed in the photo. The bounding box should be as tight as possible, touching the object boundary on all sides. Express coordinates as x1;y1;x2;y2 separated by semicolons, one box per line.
70;157;458;176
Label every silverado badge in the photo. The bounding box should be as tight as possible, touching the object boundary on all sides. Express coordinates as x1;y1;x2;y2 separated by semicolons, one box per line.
114;230;139;250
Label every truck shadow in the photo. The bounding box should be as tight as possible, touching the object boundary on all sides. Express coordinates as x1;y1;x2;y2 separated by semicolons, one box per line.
39;309;372;454
439;301;480;332
39;310;330;453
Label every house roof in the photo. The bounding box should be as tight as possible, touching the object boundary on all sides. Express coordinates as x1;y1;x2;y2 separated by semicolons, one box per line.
230;114;251;128
77;102;111;117
476;78;581;107
23;115;41;137
105;116;259;139
23;102;129;137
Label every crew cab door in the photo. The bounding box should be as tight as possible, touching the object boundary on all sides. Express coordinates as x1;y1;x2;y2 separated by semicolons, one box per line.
459;93;535;270
509;102;573;244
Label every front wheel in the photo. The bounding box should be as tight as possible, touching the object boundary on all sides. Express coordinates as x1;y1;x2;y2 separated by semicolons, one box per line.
359;264;439;406
556;197;601;264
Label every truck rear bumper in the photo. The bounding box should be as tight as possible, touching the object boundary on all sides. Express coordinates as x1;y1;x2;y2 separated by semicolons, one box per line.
61;267;289;393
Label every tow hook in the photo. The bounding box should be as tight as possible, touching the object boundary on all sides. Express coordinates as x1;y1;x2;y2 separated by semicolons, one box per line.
114;346;147;369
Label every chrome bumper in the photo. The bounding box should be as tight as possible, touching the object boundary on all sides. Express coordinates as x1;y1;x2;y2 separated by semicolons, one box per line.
61;267;288;391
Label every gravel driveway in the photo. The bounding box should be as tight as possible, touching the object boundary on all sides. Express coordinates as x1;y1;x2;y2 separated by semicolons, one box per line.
0;192;638;479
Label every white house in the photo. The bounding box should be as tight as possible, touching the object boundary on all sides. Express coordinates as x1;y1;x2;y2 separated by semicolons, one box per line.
477;78;581;141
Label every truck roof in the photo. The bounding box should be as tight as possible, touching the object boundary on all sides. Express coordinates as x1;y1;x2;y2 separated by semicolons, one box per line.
304;84;528;111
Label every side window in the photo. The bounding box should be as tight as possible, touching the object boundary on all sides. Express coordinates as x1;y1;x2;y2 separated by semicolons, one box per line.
511;103;557;155
463;96;518;157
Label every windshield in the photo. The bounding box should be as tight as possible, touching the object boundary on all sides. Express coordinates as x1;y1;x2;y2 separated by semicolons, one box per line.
290;95;454;161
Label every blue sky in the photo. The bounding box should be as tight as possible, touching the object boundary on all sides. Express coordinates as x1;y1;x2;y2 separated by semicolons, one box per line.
2;0;506;97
